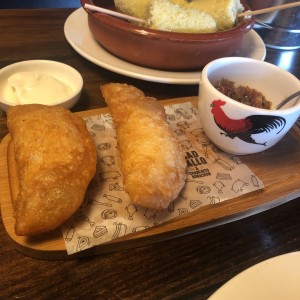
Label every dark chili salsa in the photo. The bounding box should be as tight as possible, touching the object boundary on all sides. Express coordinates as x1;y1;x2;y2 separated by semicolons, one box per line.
214;78;272;109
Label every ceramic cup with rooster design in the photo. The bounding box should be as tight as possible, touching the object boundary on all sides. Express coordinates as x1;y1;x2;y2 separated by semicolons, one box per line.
198;57;300;155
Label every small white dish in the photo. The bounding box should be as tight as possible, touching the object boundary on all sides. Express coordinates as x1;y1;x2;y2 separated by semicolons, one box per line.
198;57;300;155
0;60;83;111
209;252;300;300
64;8;266;85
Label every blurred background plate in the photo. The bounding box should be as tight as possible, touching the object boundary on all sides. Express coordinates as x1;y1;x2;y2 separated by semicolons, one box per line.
64;8;266;85
209;252;300;300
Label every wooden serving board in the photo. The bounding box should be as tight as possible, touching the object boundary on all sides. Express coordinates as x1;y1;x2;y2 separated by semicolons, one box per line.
1;96;300;260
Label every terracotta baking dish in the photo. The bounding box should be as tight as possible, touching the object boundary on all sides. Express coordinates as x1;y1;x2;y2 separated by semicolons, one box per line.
81;0;255;71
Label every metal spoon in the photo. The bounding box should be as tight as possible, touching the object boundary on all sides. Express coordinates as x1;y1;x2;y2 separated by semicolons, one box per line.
275;91;300;110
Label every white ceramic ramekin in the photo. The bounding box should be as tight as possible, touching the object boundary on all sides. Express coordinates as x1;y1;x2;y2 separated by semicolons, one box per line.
198;57;300;155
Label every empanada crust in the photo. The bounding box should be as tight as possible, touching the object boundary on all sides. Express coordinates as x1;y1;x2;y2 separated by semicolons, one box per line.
101;83;187;209
7;104;97;235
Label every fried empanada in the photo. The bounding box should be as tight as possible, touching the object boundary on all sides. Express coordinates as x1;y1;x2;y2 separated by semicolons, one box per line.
7;104;97;236
101;83;187;209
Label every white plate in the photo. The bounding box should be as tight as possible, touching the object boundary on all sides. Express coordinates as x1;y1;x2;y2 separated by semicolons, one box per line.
209;252;300;300
64;8;266;85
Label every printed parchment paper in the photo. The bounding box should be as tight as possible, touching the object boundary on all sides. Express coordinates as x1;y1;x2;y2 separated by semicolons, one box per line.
62;102;264;255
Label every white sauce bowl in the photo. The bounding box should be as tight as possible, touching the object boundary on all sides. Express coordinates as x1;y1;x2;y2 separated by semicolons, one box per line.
0;60;83;111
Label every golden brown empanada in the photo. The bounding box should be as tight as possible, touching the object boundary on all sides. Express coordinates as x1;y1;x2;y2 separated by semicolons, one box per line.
7;104;97;236
101;83;187;209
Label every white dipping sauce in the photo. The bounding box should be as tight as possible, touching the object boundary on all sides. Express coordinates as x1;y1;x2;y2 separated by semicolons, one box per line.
7;72;73;105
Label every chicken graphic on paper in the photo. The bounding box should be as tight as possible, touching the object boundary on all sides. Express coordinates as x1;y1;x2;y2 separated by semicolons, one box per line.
211;100;286;146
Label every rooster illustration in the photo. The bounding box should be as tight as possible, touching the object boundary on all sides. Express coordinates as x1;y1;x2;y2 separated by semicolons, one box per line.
211;100;286;146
